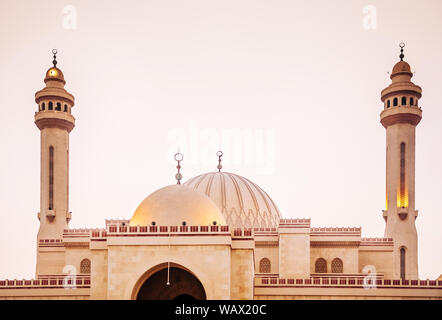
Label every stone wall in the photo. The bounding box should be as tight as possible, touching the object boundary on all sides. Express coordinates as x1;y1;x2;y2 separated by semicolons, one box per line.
310;246;359;274
230;248;254;299
106;244;231;299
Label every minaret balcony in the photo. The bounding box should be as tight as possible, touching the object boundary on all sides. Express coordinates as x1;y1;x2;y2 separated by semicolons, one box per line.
381;83;422;100
35;110;75;132
380;106;422;128
35;88;75;105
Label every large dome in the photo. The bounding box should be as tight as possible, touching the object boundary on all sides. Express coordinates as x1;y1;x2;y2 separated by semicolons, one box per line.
184;172;281;228
129;184;226;226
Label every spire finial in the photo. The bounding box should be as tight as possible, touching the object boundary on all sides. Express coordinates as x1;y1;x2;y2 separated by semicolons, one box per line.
399;42;405;61
52;49;58;67
174;151;183;184
216;151;223;172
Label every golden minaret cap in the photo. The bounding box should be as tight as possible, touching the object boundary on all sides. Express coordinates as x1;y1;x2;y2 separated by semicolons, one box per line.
44;49;66;84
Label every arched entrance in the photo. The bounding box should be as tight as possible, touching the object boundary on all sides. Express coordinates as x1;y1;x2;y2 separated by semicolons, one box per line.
135;266;206;300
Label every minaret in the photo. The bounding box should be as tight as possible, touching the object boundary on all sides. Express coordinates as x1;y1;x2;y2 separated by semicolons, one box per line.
380;43;422;280
35;50;75;240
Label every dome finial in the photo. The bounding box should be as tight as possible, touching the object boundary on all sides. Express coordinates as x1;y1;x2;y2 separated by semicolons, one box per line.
52;49;58;67
399;42;405;61
216;151;223;172
174;151;183;184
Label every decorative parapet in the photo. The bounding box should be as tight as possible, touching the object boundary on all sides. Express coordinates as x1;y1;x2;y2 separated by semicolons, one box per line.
310;273;384;279
256;277;442;288
310;227;361;235
279;218;311;228
361;237;394;246
0;277;91;289
36;274;90;280
253;228;277;234
232;228;253;239
280;218;311;224
105;219;130;227
64;224;257;240
91;228;107;238
63;228;93;236
64;228;93;232
62;228;95;247
99;225;231;237
38;239;64;247
310;227;361;247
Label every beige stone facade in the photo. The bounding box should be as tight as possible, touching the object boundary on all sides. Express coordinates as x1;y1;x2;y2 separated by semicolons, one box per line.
0;49;441;300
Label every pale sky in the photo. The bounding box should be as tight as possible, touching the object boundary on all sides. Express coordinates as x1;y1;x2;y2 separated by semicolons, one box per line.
0;0;441;280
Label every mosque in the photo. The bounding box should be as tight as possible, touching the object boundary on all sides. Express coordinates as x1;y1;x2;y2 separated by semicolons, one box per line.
0;46;441;300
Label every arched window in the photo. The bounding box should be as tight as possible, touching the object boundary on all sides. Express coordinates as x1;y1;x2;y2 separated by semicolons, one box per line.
399;143;406;207
48;101;53;110
387;100;390;108
42;102;45;111
315;258;327;273
400;248;406;280
393;97;398;107
401;96;407;105
259;258;271;273
48;146;54;210
55;102;61;111
64;104;68;112
410;98;414;106
80;259;91;274
331;258;343;273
